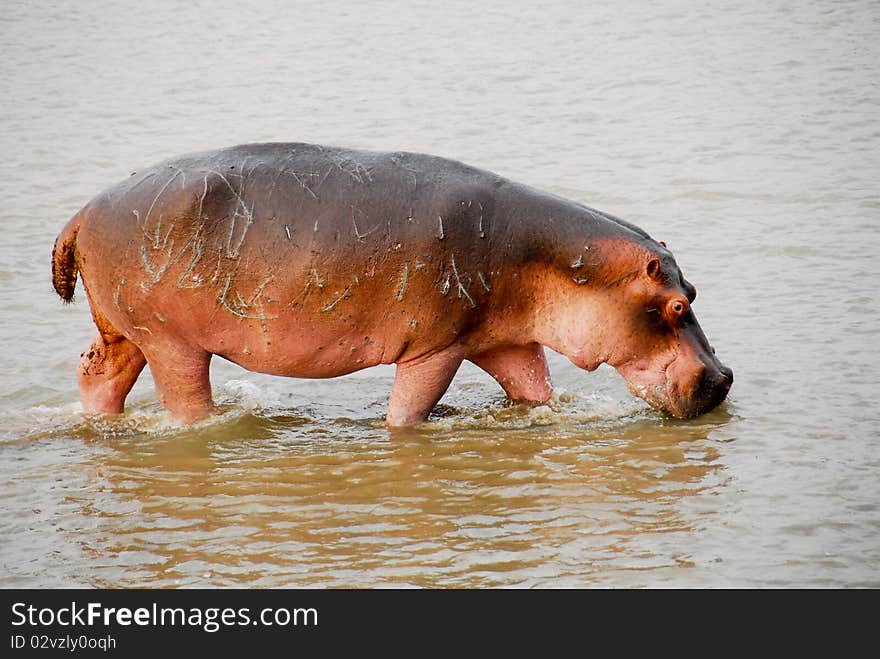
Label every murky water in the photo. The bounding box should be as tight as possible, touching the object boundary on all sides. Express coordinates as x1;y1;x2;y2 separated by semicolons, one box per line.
1;0;878;587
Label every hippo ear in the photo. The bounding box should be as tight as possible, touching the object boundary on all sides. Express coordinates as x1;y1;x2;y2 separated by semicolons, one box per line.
646;258;662;282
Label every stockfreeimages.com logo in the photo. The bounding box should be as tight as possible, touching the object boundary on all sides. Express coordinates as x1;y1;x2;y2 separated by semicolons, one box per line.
11;601;318;633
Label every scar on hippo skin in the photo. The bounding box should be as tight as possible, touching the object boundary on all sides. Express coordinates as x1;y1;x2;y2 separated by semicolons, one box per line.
450;254;476;308
321;284;354;312
351;209;380;241
396;263;409;301
52;141;731;426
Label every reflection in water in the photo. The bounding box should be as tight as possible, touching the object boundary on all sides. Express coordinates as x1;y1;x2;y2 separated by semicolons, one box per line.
53;405;730;587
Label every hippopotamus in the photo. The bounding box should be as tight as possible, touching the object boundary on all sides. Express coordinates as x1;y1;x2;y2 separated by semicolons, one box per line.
52;142;732;427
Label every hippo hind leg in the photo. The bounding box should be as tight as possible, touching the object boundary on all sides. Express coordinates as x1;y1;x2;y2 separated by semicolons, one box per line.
142;346;214;424
469;342;553;404
78;331;147;414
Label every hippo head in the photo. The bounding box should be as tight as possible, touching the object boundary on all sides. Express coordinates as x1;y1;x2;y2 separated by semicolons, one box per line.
606;246;732;418
544;240;732;419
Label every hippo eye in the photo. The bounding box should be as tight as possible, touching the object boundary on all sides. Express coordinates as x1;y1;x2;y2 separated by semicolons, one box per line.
668;297;689;317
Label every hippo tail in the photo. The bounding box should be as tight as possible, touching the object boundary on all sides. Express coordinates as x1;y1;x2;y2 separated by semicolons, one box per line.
52;214;81;303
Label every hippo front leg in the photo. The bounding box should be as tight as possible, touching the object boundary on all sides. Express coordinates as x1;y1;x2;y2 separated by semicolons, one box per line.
386;346;464;427
469;342;553;404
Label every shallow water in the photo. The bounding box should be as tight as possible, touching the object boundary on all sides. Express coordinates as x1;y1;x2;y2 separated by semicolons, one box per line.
1;0;878;587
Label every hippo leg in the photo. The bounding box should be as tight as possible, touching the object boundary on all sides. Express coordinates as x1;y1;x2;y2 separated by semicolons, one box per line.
143;346;214;423
386;347;464;427
469;343;553;403
77;332;147;414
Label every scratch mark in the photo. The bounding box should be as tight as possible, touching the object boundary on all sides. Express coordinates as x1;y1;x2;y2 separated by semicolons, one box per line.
571;254;584;269
170;165;186;189
603;267;640;288
132;325;153;335
289;170;319;200
316;167;333;190
267;154;294;199
144;169;184;229
113;278;126;310
140;243;156;278
207;169;254;258
396;262;409;301
154;312;166;323
352;209;379;240
128;171;156;191
196;175;208;220
391;155;419;187
437;215;445;240
440;275;451;295
239;157;253;180
298;279;312;300
478;271;491;292
478;214;485;239
175;232;205;288
226;203;253;258
321;285;353;312
284;225;292;240
210;247;223;283
334;157;373;184
573;276;590;285
450;254;476;308
248;275;273;305
311;269;324;288
218;274;277;320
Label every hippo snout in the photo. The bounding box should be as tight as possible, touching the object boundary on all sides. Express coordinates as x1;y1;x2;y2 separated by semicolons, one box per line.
672;360;733;419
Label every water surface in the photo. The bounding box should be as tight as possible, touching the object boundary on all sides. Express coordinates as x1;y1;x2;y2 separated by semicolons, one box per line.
1;0;878;587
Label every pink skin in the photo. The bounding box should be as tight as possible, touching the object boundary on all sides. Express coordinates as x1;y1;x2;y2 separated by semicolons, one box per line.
530;251;731;419
67;236;727;427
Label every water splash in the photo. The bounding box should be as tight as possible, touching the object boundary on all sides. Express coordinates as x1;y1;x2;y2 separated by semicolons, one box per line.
0;379;294;443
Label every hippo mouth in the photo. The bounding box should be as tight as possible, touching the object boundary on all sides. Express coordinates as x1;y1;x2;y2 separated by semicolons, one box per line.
620;353;733;419
665;359;733;418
